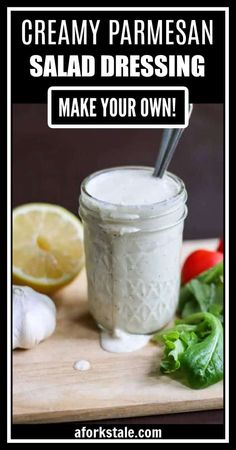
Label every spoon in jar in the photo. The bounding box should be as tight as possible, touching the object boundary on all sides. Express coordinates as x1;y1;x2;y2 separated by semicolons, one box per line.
153;104;193;178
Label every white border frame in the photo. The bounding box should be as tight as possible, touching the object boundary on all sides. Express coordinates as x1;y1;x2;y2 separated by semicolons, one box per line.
7;6;229;444
47;86;189;129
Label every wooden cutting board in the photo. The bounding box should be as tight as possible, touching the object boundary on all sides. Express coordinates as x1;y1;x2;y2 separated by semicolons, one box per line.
13;239;223;424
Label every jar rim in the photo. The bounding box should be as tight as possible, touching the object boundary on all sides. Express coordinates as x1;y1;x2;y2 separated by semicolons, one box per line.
80;166;187;213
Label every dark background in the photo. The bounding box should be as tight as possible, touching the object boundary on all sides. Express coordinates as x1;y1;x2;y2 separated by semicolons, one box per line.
13;103;223;240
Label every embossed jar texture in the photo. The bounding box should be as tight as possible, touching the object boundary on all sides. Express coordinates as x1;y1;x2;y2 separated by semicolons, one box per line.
79;167;187;335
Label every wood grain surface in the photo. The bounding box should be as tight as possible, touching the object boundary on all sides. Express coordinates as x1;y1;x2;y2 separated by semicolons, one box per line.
13;239;223;424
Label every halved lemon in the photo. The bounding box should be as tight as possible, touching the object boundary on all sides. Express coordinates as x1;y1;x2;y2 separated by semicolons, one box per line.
13;203;84;293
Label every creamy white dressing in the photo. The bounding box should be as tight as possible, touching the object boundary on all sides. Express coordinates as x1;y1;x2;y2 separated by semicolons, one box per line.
80;167;187;353
101;328;151;353
73;360;91;371
86;169;178;205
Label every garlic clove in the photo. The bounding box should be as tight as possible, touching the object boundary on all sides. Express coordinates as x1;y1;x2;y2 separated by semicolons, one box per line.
13;285;56;350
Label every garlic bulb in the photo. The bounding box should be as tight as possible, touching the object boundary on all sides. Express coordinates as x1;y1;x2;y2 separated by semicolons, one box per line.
13;285;56;350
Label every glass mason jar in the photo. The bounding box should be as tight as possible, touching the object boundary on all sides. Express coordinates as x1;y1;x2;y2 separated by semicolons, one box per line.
79;166;187;335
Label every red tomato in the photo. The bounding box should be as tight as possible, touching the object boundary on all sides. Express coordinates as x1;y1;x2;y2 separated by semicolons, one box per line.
181;249;223;284
217;239;224;253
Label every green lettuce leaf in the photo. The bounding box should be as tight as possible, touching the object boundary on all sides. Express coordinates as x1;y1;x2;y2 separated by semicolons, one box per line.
152;312;223;389
178;262;224;321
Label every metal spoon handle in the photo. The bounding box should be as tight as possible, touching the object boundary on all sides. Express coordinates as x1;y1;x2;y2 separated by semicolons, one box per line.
153;128;184;178
153;128;172;176
153;104;193;178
